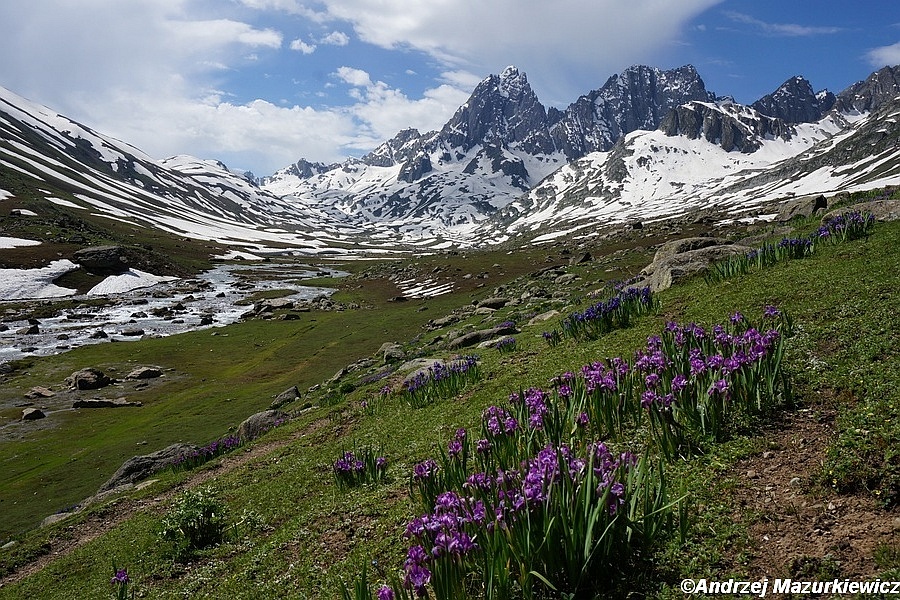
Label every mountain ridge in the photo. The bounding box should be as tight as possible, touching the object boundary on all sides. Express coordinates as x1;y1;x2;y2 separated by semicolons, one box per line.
3;64;900;255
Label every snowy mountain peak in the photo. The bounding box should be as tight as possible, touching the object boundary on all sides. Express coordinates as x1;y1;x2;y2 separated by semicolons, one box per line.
833;64;900;114
751;75;834;124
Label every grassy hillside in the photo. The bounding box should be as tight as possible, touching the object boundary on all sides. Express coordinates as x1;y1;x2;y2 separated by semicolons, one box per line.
0;203;898;598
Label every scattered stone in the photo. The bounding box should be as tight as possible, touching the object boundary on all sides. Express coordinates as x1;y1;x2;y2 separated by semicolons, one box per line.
66;367;112;390
98;443;199;492
25;386;56;399
378;342;406;364
126;366;163;380
554;273;578;285
21;407;45;420
640;238;750;292
528;310;560;325
428;315;459;329
120;327;145;337
90;330;109;339
237;409;286;443
271;386;300;409
747;470;758;479
789;477;802;489
199;315;215;325
17;325;40;335
447;324;518;350
569;252;592;265
40;513;72;528
476;297;508;310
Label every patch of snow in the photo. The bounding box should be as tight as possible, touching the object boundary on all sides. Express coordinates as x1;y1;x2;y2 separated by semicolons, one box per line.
0;189;12;200
86;269;177;296
46;197;85;209
214;250;264;261
0;236;41;249
0;260;79;299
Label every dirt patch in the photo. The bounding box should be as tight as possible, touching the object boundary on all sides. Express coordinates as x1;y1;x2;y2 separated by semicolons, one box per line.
730;406;900;580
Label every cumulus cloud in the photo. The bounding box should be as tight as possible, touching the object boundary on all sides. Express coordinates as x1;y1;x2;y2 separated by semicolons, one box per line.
867;41;900;68
317;0;724;104
329;68;472;149
290;39;317;54
320;31;350;46
334;67;373;87
0;0;732;173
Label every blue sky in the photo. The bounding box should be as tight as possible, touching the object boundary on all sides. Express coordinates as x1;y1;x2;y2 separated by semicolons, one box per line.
1;1;898;175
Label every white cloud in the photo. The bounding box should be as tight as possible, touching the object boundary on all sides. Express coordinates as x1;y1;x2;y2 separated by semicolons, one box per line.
867;41;900;68
723;11;842;37
320;31;350;46
0;0;733;174
317;0;724;104
335;67;373;87
290;39;317;54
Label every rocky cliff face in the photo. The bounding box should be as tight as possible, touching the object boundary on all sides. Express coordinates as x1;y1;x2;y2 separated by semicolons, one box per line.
832;65;900;113
548;64;718;159
751;76;835;123
660;101;794;152
437;66;556;157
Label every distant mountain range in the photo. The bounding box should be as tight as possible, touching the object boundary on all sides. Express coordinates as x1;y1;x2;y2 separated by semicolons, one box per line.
2;64;900;254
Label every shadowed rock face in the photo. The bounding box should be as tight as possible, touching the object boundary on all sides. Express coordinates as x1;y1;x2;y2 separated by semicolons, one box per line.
752;76;835;124
72;245;129;275
99;443;199;492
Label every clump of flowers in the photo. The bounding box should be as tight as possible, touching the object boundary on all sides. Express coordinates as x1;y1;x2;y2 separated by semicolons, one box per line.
170;434;242;472
349;306;793;598
541;329;562;347
110;565;131;600
557;286;658;342
402;356;480;408
333;447;388;488
706;211;875;283
400;432;674;599
494;336;517;354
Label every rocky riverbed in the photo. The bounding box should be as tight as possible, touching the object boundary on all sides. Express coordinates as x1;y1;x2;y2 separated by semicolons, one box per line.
0;261;342;364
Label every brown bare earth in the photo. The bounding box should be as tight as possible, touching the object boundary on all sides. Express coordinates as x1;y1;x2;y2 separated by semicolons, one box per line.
731;405;900;581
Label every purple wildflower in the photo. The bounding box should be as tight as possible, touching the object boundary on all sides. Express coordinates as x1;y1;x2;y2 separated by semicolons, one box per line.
111;568;129;586
377;586;395;600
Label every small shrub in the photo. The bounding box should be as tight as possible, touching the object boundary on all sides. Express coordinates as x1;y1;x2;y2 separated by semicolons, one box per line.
159;488;229;559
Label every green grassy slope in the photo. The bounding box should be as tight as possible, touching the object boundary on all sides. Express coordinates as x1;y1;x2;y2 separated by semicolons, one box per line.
1;210;898;598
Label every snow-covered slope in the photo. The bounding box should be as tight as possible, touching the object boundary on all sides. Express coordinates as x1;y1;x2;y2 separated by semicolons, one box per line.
3;64;900;254
486;98;899;244
0;87;386;254
261;65;719;242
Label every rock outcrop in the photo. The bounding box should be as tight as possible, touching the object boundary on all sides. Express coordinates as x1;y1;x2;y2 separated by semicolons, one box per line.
776;195;828;221
99;443;199;492
237;410;286;443
640;237;750;292
72;245;130;275
66;368;112;390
